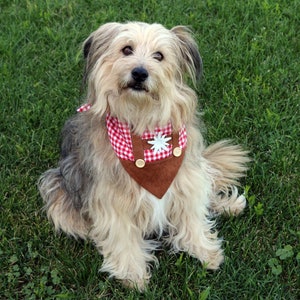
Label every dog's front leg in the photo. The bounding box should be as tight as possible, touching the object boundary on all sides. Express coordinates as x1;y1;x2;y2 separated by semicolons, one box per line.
168;207;224;270
167;165;224;270
90;215;155;290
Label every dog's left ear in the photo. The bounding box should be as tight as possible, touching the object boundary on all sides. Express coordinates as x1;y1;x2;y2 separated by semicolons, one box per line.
171;26;203;82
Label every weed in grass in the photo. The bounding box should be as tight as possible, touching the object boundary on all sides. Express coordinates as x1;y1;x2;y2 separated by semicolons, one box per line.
268;244;300;279
244;185;264;217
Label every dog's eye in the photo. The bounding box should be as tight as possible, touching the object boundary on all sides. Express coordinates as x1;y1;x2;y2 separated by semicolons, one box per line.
122;46;133;56
153;52;164;61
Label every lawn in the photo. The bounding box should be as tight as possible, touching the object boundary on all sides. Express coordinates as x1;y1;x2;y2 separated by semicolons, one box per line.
0;0;299;299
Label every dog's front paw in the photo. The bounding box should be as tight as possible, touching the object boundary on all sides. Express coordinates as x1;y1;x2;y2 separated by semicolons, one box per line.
122;277;150;291
202;249;224;270
101;258;151;291
100;242;153;291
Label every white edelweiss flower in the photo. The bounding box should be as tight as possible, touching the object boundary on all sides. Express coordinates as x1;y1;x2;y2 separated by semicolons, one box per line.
147;132;171;154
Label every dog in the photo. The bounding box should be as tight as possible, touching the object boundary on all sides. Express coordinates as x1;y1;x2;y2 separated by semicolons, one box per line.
38;22;249;290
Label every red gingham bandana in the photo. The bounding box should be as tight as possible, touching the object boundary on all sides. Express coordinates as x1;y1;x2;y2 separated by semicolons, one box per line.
77;104;187;162
106;114;187;162
77;103;91;112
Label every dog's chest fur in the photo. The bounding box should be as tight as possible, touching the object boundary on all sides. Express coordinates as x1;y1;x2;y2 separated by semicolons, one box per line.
148;193;169;235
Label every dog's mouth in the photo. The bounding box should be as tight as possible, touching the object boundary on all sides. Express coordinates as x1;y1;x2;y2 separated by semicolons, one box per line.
127;81;149;92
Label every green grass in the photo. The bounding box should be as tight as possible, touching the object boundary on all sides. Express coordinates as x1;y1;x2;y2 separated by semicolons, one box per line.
1;0;299;299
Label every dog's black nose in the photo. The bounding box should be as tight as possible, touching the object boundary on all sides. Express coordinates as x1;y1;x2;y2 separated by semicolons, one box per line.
131;67;149;82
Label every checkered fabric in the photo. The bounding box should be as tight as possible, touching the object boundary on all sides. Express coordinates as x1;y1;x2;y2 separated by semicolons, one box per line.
77;103;91;112
76;104;187;162
106;114;187;162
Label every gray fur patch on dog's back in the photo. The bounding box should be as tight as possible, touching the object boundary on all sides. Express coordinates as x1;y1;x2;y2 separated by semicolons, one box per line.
59;115;92;210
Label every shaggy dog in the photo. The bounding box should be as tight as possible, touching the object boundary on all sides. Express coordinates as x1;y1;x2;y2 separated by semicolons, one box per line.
39;22;249;290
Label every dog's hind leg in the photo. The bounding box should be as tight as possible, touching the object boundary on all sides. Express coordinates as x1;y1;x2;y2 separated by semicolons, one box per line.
203;140;250;215
38;168;89;239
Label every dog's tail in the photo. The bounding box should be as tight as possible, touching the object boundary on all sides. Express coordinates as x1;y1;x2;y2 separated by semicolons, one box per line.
202;140;250;215
203;140;250;191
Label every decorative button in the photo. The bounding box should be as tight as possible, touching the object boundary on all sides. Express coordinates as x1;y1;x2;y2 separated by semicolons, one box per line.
173;147;182;157
135;159;146;168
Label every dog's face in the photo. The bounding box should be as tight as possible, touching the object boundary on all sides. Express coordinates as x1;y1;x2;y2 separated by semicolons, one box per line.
83;22;202;133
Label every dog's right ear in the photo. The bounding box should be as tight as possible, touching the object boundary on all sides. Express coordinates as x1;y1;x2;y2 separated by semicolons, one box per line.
82;36;94;85
82;23;122;84
83;36;93;59
82;34;94;86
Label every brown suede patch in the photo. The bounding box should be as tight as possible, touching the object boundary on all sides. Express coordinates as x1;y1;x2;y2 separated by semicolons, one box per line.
119;132;185;199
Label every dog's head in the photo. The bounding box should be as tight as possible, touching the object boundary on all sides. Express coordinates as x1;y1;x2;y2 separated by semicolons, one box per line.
83;22;202;133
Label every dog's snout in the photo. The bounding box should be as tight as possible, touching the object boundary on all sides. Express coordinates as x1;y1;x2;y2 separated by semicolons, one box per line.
131;67;149;82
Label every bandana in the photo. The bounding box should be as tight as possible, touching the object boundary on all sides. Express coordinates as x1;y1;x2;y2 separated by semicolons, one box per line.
77;103;91;112
106;114;187;163
77;103;187;198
